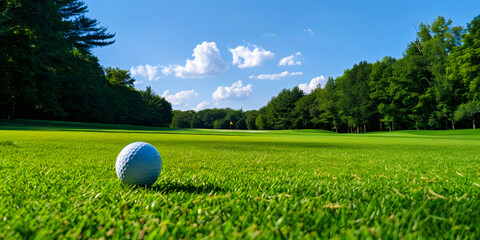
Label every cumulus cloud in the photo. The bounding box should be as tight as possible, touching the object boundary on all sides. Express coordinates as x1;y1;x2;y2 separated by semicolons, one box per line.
160;65;173;75
173;41;228;78
229;45;274;68
130;64;161;81
304;28;314;35
279;52;302;66
249;71;303;80
299;76;326;94
212;80;252;101
161;90;199;105
192;101;209;111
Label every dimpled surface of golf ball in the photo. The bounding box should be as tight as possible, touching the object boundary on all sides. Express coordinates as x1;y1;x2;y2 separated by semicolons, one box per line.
115;142;162;186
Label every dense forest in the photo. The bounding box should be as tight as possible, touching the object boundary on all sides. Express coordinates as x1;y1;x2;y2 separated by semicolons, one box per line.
2;2;479;132
172;15;480;132
0;0;172;126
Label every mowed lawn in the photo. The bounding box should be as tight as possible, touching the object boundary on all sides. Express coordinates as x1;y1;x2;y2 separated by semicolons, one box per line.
1;120;480;239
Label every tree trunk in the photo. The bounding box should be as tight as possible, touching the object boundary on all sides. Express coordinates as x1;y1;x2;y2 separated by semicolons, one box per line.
452;119;455;130
364;124;366;133
356;126;359;134
474;119;476;130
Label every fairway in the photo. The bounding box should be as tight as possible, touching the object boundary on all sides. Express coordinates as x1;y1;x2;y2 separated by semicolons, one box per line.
1;120;480;239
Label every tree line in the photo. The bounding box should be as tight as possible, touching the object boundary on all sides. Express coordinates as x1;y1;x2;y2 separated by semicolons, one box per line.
173;15;480;132
0;0;172;126
2;3;479;132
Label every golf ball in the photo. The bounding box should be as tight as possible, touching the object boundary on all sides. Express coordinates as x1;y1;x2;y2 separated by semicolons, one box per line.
115;142;162;186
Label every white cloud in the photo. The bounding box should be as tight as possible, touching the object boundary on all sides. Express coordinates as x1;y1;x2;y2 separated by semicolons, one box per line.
130;64;161;81
161;65;173;75
173;41;228;78
304;28;314;35
192;101;209;111
262;33;280;38
249;71;303;80
229;45;274;68
161;90;199;105
299;76;326;94
279;52;302;66
212;80;252;101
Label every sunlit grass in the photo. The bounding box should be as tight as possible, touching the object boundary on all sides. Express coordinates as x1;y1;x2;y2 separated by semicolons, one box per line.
1;120;480;238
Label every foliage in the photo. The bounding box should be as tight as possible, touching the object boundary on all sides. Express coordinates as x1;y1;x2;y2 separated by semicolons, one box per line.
140;86;173;127
2;6;480;132
239;15;478;132
454;101;480;129
264;87;304;130
171;108;248;130
447;15;480;129
179;15;479;132
171;110;195;128
0;0;171;126
245;110;258;130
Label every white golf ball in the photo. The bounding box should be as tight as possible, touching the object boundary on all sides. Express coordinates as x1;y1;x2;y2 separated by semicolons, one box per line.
115;142;162;186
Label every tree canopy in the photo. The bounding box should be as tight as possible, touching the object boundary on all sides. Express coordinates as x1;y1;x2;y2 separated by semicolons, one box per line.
0;0;172;126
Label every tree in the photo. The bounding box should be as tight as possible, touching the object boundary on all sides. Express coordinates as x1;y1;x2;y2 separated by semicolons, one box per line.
370;57;397;130
0;0;115;120
454;102;480;129
447;15;480;129
171;110;195;128
265;87;304;130
316;77;339;132
105;67;135;88
213;118;230;129
140;86;173;127
255;114;269;130
194;109;229;129
419;16;464;129
0;1;42;118
293;93;315;129
336;61;374;133
245;110;258;130
235;118;247;130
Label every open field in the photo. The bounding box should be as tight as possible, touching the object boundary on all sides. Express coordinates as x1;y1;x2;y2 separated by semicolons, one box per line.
1;120;480;239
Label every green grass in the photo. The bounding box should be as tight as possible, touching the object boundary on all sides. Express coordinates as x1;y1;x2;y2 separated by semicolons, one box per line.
1;120;480;239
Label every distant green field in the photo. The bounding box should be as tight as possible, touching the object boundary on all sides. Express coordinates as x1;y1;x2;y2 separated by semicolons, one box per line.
1;120;480;239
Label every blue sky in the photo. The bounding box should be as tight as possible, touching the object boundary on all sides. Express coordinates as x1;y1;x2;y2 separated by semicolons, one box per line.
84;0;480;111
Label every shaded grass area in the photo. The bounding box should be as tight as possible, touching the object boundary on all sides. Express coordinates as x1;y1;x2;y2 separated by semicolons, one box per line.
0;119;272;136
1;120;480;238
0;119;179;132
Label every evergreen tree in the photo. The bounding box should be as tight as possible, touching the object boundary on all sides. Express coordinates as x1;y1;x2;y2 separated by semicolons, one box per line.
265;87;304;130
